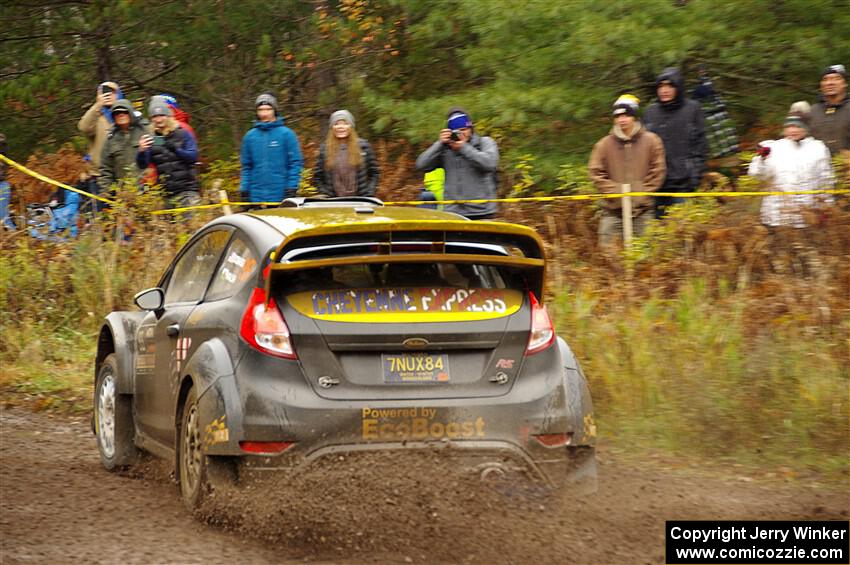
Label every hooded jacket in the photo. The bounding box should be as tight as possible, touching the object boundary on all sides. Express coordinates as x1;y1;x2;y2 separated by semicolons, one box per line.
78;82;124;173
588;122;666;215
643;68;707;190
240;117;304;202
415;133;499;218
810;94;850;155
98;99;149;192
313;138;380;197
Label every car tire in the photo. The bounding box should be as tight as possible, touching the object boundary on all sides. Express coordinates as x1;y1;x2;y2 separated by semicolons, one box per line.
178;387;238;510
94;353;139;470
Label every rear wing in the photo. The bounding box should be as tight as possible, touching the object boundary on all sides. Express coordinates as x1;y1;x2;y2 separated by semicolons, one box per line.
265;220;547;300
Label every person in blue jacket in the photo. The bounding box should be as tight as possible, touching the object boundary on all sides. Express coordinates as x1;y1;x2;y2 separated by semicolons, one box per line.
240;93;303;205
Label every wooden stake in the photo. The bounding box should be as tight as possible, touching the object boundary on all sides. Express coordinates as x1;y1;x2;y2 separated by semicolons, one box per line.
621;183;633;246
214;180;232;215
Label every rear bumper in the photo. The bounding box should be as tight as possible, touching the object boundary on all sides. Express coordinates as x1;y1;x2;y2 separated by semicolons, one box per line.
196;343;596;491
238;441;596;492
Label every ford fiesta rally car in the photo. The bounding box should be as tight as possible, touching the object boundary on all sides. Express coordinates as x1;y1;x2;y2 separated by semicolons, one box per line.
93;197;597;509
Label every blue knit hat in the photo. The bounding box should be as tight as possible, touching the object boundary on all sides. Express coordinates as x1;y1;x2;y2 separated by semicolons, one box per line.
447;112;472;130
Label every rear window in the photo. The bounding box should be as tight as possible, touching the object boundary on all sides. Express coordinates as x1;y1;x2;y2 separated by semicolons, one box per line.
277;262;521;295
275;262;530;322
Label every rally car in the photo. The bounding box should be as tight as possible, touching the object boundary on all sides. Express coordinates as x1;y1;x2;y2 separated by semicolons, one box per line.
93;197;596;509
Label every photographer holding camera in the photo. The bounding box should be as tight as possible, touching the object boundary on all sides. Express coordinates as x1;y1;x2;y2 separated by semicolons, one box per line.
137;96;200;209
415;107;499;219
78;81;124;177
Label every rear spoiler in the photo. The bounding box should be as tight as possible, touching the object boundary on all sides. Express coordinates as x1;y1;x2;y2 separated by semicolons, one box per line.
265;220;547;300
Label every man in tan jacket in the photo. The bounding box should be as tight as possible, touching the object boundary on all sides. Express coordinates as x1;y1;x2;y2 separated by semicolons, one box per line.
588;94;666;247
77;81;123;175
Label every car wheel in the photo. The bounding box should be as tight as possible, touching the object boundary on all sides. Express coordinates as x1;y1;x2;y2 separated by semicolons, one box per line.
179;387;207;509
94;353;139;470
178;387;237;510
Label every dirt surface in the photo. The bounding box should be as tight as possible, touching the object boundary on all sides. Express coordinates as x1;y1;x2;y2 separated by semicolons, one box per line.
1;407;847;565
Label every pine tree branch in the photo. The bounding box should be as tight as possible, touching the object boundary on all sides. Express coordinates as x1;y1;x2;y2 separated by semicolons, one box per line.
0;31;93;43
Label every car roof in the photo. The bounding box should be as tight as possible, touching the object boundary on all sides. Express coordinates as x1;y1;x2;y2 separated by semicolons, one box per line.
196;200;548;300
245;204;466;239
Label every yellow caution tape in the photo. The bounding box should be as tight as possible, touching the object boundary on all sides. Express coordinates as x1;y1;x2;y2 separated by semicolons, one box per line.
4;153;847;216
383;189;850;206
0;153;116;205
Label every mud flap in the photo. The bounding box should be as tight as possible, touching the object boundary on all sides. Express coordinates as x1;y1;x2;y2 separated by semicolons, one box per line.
195;374;244;456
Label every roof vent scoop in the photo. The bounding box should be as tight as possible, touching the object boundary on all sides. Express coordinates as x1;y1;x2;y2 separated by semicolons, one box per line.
281;196;385;208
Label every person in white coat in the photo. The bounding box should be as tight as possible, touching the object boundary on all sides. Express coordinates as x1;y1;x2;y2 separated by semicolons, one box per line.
748;104;834;228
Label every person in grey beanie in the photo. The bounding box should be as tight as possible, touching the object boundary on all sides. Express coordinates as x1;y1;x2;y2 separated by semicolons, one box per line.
313;110;380;197
240;92;303;204
137;95;200;209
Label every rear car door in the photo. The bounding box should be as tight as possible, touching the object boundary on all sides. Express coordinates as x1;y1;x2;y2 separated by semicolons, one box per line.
135;228;232;444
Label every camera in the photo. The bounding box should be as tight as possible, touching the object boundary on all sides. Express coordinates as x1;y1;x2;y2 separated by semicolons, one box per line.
450;129;462;141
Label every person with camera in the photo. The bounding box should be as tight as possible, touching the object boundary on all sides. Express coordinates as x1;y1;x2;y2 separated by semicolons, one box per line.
136;96;201;209
588;95;666;247
415;108;499;220
240;93;303;206
313;110;379;197
98;98;149;194
78;82;125;177
748;105;834;228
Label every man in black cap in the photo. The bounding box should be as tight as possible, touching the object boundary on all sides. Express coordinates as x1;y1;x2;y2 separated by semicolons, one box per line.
643;68;707;219
810;64;850;157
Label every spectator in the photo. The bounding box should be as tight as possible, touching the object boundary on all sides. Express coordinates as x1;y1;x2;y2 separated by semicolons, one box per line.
45;183;82;239
415;107;499;220
240;92;303;205
0;179;12;230
0;133;13;230
313;110;379;197
98;99;149;193
78;82;124;176
748;106;834;228
423;168;445;205
809;64;850;157
158;94;196;141
644;68;707;218
588;95;666;247
137;95;201;209
141;94;197;186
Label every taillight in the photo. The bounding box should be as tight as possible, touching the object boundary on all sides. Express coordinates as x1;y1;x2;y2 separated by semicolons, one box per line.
533;432;572;448
525;292;554;355
240;287;297;359
239;441;295;455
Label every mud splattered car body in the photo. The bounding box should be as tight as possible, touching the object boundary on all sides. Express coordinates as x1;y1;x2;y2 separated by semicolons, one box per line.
93;197;596;508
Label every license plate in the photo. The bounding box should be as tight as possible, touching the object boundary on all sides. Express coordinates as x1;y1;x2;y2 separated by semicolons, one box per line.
381;352;450;384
